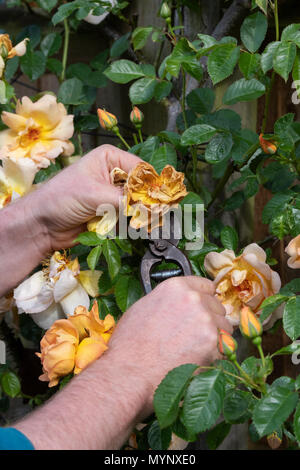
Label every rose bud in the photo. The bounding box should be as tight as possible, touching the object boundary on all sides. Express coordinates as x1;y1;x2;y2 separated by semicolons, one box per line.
97;108;118;132
130;106;144;128
218;329;237;360
259;133;277;154
267;432;282;450
240;306;263;340
160;2;171;19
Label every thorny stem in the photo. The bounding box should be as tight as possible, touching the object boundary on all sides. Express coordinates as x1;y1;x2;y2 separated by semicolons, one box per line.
232;360;262;392
61;18;70;82
261;0;279;133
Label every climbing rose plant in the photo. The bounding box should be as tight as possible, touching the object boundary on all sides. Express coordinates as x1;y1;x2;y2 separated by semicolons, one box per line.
0;0;300;450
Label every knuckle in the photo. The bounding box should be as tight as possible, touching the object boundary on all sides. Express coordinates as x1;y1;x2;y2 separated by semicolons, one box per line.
185;290;201;305
99;144;115;154
162;276;184;291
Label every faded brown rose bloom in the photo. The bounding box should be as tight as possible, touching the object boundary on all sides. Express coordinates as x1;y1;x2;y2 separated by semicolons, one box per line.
110;162;187;231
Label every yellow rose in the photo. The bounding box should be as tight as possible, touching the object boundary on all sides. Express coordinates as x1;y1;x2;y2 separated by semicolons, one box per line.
285;234;300;269
0;94;74;169
36;319;79;387
204;243;281;325
37;302;115;387
0;157;36;209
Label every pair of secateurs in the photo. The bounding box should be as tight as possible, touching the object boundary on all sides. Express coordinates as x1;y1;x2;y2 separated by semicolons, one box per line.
140;214;192;294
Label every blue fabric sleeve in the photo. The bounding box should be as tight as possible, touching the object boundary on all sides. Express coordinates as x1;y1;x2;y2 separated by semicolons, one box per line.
0;427;34;450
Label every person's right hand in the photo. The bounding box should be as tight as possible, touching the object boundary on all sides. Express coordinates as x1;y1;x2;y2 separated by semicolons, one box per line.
106;276;233;416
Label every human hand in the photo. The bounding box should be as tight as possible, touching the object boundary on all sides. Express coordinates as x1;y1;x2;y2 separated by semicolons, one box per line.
106;276;233;416
26;144;141;253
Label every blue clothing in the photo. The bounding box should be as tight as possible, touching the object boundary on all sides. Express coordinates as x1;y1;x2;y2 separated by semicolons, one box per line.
0;427;34;450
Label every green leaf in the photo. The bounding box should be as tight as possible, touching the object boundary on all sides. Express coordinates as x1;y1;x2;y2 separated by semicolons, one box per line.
270;213;289;240
272;341;300;357
1;372;21;398
281;279;300;296
283;297;300;341
20;47;46;80
180;192;204;208
181;124;216;146
206;421;231;450
114;238;132;254
239;52;260;79
115;275;142;312
182;369;225;433
110;33;130;59
165;38;200;79
74;231;102;246
154;81;172;102
223;191;245;211
58;77;84;105
87;245;102;270
129;77;157;104
207;44;240;85
172;417;197;442
182;60;203;81
220;226;238;252
262;193;292;224
52;2;78;25
240;12;268;53
41;32;62;57
17;24;41;49
260;294;288;323
260;41;280;73
4;56;19;81
205;133;233;164
186;88;215;114
254;0;268;15
36;0;58;12
253;384;298;437
223;78;265;105
132;27;153;51
150;144;177;173
47;58;63;76
281;23;300;42
104;60;145;84
293;401;300;444
154;364;198;429
223;389;253;423
147;421;172;450
102;239;121;280
273;41;297;82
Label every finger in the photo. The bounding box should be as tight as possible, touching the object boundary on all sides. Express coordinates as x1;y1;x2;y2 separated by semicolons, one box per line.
201;293;226;317
183;276;216;295
89;144;142;176
214;314;234;335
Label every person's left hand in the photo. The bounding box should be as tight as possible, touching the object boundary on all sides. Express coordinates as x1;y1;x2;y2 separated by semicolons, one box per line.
24;144;141;253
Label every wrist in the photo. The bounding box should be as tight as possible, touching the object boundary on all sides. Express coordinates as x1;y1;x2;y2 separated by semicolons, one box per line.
0;194;51;295
94;346;154;422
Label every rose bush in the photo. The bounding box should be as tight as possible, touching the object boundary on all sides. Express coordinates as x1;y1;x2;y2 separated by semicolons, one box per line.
0;0;299;451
